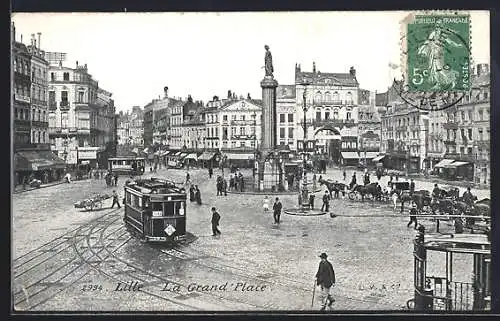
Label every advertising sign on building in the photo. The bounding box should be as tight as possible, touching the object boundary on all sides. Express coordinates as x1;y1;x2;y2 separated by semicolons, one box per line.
59;149;77;164
78;150;97;160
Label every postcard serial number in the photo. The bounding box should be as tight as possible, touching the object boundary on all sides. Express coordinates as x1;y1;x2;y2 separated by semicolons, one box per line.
81;284;103;291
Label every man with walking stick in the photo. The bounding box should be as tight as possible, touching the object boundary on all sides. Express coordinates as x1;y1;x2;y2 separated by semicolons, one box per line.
315;252;336;310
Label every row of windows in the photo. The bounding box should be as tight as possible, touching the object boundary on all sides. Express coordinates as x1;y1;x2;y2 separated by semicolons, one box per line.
311;91;353;103
315;111;352;121
15;85;30;98
31;130;48;144
446;128;490;141
279;127;294;139
279;113;294;123
13;58;30;76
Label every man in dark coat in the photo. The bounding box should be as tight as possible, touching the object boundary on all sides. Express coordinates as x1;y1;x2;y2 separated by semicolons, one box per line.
316;252;336;310
410;179;415;194
462;187;475;206
350;173;357;190
189;185;196;202
195;185;202;205
321;191;330;212
211;207;221;237
309;193;315;210
222;178;228;196
407;201;418;229
272;197;282;224
208;167;213;178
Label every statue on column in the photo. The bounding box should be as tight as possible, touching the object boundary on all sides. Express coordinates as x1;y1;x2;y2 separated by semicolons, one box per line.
264;45;273;78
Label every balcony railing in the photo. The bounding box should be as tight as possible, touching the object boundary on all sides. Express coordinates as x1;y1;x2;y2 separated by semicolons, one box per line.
14;94;31;104
313;119;355;127
48;127;78;135
312;100;355;106
443;122;459;130
60;101;70;110
444;139;457;145
230;120;257;125
231;134;256;140
48;101;57;110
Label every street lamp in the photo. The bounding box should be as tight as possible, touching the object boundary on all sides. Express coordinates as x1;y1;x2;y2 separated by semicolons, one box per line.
301;80;311;179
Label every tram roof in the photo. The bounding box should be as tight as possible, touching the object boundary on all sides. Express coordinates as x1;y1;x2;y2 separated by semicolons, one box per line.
125;178;185;195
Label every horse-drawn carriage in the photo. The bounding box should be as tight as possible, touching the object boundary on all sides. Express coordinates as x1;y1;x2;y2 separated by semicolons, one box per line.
74;193;111;211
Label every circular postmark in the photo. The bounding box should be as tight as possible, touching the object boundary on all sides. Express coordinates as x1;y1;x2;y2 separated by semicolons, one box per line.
398;15;471;111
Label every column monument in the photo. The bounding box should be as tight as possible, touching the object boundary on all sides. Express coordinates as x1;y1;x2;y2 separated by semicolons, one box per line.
258;45;279;191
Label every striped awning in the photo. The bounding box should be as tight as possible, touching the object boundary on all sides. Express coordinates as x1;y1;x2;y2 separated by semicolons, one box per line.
434;159;455;168
185;153;198;160
341;151;359;159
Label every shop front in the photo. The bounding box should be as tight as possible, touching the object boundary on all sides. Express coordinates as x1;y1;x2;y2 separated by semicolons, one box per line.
340;151;359;166
14;150;66;185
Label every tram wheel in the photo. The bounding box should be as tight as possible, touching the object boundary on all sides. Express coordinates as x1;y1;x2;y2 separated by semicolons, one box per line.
348;192;356;200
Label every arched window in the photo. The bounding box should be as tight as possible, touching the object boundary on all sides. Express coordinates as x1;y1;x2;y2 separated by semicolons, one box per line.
314;91;322;104
346;92;353;104
332;92;339;103
324;92;331;102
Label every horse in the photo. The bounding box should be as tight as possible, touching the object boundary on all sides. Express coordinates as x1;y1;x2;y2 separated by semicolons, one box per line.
348;183;381;201
400;190;432;211
318;178;347;198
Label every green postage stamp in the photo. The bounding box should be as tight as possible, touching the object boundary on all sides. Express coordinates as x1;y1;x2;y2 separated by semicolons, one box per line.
402;12;471;92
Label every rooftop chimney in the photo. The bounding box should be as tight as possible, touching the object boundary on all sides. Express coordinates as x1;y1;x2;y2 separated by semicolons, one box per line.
20;34;23;43
37;32;41;50
76;60;79;67
313;61;316;73
164;86;169;98
11;22;15;42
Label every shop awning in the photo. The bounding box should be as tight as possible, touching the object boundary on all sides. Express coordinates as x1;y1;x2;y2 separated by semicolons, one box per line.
185;153;198;160
372;155;386;162
198;152;215;160
15;150;66;171
161;150;170;156
174;151;182;156
444;161;471;168
359;151;379;159
179;153;188;159
434;159;455;168
225;153;255;160
340;151;359;159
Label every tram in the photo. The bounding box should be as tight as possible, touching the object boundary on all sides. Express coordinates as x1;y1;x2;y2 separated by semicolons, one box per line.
408;225;491;311
108;157;145;176
123;177;187;243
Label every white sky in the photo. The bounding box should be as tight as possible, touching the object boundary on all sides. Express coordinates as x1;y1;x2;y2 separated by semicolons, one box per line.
12;11;490;112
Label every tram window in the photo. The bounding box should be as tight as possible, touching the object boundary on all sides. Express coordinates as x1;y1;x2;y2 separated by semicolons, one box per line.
133;195;140;208
138;197;143;209
126;193;131;205
151;202;163;211
175;202;184;216
164;202;174;216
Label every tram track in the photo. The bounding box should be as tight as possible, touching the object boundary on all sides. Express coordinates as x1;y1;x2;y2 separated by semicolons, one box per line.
12;212;127;310
13;208;123;269
88;218;262;310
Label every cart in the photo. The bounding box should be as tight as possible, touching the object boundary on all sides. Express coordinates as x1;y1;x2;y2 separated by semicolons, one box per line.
74;193;111;211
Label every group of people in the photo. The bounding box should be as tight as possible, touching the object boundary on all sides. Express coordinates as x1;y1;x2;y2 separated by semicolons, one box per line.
229;172;245;192
216;176;228;196
105;171;119;187
189;185;202;205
